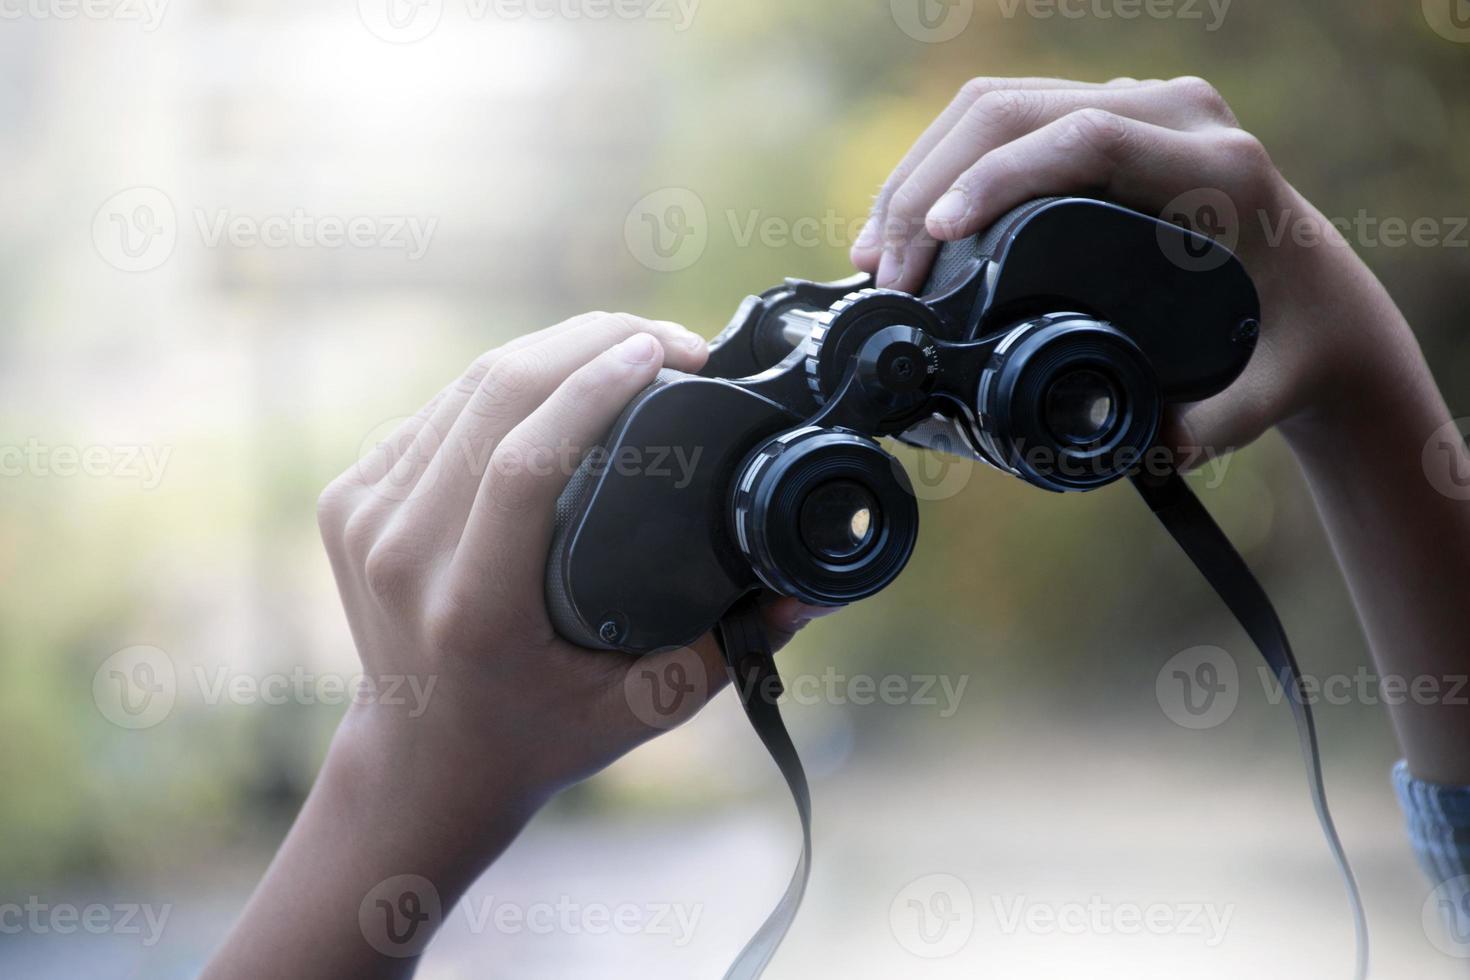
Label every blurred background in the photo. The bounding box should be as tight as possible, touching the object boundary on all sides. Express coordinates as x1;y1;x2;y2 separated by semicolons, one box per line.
3;0;1470;976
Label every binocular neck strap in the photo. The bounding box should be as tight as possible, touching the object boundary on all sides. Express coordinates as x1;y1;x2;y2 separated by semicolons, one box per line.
714;595;813;980
715;471;1367;980
1133;469;1368;980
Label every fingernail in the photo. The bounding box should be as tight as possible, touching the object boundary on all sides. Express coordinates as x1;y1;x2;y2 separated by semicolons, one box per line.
653;320;705;352
876;247;904;288
618;333;659;364
854;216;880;250
927;188;969;234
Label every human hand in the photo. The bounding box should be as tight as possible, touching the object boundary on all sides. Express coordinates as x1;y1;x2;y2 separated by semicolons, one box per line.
204;314;838;979
315;312;835;827
849;76;1417;456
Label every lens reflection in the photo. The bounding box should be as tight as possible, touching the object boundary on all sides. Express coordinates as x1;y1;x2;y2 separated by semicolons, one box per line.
799;480;879;561
1045;369;1120;446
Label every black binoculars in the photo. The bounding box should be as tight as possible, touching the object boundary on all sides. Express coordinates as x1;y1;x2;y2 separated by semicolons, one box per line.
547;196;1259;654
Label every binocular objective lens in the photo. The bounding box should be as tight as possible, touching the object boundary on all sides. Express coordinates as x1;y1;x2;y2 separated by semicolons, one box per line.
1044;368;1120;446
799;480;879;562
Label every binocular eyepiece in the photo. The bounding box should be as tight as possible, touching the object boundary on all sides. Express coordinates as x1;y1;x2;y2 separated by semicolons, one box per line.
732;427;920;606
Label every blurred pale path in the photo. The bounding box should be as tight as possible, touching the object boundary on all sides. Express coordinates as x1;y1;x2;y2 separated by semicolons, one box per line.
2;0;1469;976
0;720;1461;977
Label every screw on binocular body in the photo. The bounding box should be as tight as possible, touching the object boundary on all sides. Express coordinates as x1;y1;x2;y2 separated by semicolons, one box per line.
1233;318;1259;344
598;617;624;644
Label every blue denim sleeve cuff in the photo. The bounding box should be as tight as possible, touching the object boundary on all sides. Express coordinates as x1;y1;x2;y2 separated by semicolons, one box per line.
1393;759;1470;885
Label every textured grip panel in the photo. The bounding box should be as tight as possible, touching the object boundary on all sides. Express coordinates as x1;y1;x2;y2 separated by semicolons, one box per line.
544;371;677;650
920;197;1063;297
545;450;608;648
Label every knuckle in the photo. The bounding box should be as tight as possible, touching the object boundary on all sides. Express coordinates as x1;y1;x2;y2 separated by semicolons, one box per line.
959;76;1001;102
1169;75;1235;124
340;504;380;564
884;183;929;236
423;593;484;656
1215;126;1272;173
477;347;547;410
363;539;418;604
970;88;1041;132
457;349;501;394
484;437;541;511
572;310;616;333
1062;108;1130;157
315;477;355;536
594;311;647;342
872;164;912;214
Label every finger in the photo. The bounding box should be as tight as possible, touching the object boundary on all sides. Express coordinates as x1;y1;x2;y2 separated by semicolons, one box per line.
1160;314;1290;463
604;598;845;741
758;595;845;652
852;76;1150;272
916;110;1271;247
351;311;611;493
374;314;707;520
878;78;1240;291
446;331;672;606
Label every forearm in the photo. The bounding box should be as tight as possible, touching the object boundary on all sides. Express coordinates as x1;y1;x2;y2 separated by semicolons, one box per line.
1281;291;1470;784
203;709;541;979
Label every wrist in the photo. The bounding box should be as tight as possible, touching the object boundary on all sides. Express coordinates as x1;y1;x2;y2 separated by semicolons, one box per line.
325;704;547;891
